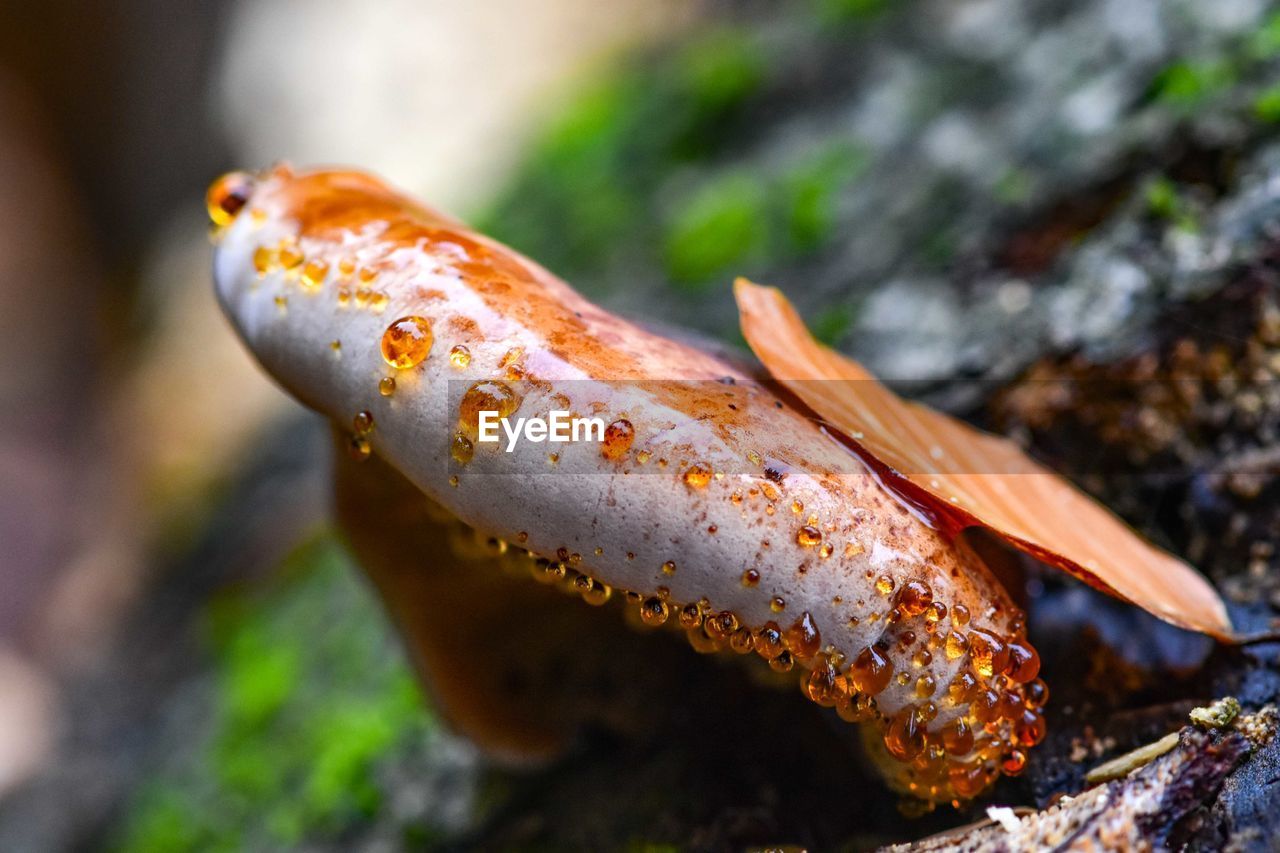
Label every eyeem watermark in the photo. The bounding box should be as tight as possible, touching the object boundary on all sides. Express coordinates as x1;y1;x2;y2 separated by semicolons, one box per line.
477;410;607;452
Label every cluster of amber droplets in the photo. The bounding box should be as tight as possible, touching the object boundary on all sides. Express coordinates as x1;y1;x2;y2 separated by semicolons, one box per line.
692;573;1048;805
852;581;1049;804
443;516;1045;807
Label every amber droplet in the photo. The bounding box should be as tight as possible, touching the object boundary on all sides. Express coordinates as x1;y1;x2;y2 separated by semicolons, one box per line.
885;709;927;761
575;575;612;606
381;316;434;369
997;690;1024;720
601;419;635;461
784;612;821;660
352;410;374;436
875;575;895;596
942;719;974;756
1001;749;1027;776
968;629;1010;679
531;559;565;584
301;259;329;290
660;560;677;576
278;243;304;270
682;462;713;489
769;596;786;613
1006;640;1040;683
252;246;275;275
369;292;389;312
949;762;992;799
945;631;969;661
206;172;254;227
729;628;755;654
836;693;877;723
678;603;703;630
769;651;794;673
1015;709;1047;748
915;674;937;698
378;377;396;397
1024;678;1049;708
952;671;977;701
449;345;471;368
347;435;371;461
451;433;474;464
849;645;894;695
686;626;719;654
741;569;760;588
640;597;669;627
951;604;971;628
458;380;521;435
896;580;934;617
805;658;845;707
970;688;1000;723
796;525;822;547
755;622;785;660
704;611;739;640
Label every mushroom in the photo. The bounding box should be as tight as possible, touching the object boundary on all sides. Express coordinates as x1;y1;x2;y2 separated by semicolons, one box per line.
208;166;1230;804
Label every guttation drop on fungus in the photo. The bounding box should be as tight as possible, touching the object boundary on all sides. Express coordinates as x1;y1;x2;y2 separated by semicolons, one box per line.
381;316;435;369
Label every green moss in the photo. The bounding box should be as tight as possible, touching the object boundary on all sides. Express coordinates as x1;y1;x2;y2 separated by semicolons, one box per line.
115;534;435;852
1248;12;1280;59
117;789;215;853
676;29;765;114
1150;60;1235;110
221;625;300;728
1143;176;1199;233
809;303;856;346
663;172;771;287
994;168;1034;205
1255;83;1280;122
814;0;889;26
783;142;867;252
1144;177;1179;219
479;27;770;290
478;74;646;282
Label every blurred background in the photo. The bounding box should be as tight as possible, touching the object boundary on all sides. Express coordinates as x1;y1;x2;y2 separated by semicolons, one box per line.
5;0;1280;849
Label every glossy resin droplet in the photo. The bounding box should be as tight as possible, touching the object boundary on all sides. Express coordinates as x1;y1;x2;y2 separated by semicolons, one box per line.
449;345;472;368
458;380;521;434
601;419;635;461
381;316;434;369
683;462;713;489
206;172;254;227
